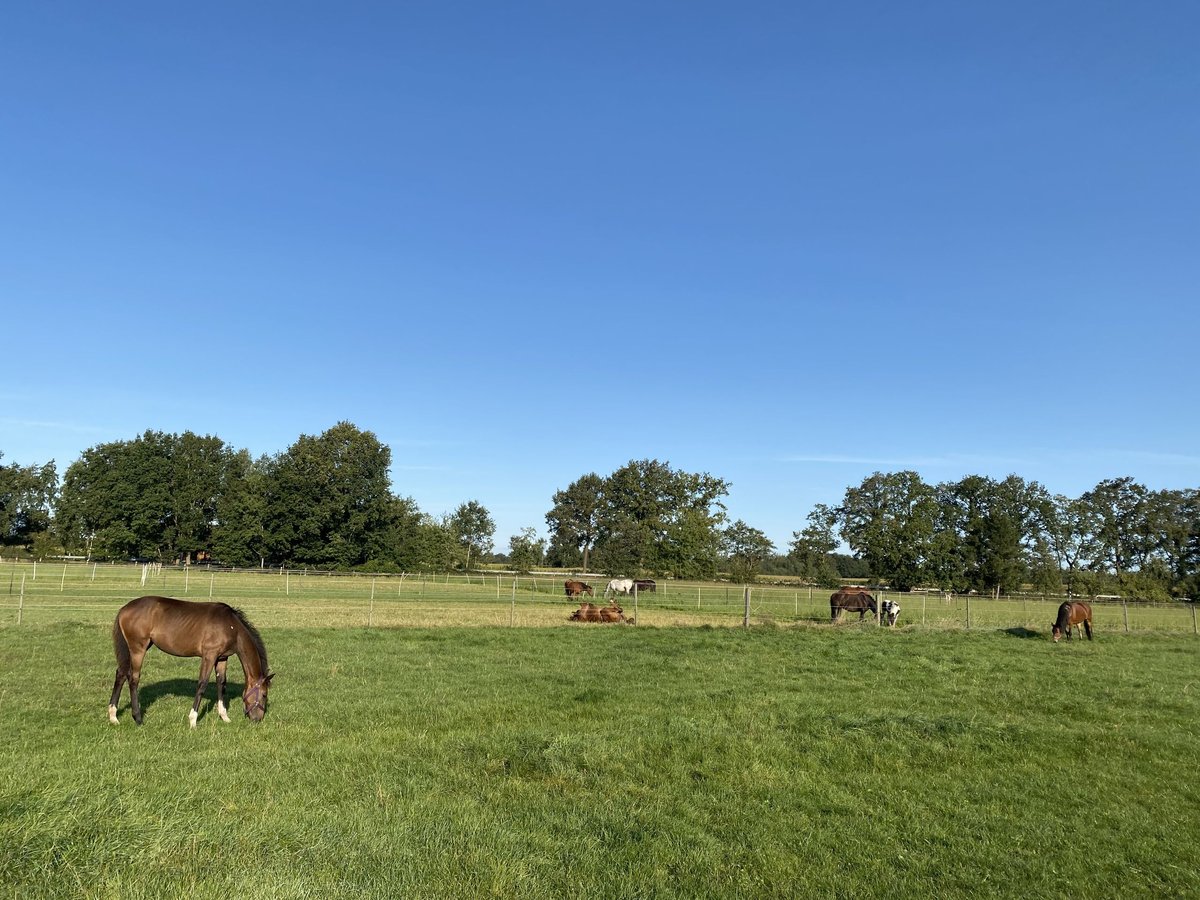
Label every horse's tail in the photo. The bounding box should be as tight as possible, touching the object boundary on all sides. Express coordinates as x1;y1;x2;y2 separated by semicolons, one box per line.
112;613;131;671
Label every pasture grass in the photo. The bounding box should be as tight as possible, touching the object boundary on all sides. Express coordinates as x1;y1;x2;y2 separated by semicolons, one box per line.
2;559;1197;634
1;618;1198;898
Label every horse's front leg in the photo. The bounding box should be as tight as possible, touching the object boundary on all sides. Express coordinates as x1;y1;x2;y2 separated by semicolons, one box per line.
215;659;231;722
190;657;216;728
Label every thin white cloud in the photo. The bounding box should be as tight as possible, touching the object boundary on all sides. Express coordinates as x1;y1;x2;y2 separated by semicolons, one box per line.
777;453;1031;469
0;417;107;435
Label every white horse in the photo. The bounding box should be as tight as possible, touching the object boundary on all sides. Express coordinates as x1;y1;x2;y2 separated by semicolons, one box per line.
604;578;634;599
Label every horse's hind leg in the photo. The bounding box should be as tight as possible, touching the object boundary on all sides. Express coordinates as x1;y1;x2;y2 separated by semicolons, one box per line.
108;668;126;724
215;659;231;722
1084;618;1093;640
127;642;150;725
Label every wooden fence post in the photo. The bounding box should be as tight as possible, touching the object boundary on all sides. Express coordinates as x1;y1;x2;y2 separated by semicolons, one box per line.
1123;600;1129;634
743;586;750;628
966;594;971;630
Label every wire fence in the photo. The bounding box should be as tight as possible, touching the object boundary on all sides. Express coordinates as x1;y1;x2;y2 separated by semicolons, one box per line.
1;558;1197;635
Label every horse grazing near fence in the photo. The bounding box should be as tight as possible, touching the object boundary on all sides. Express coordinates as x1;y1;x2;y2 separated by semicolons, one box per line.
604;578;634;599
564;580;593;599
568;601;627;623
881;599;900;626
634;579;656;594
109;595;273;727
830;588;878;622
1052;601;1093;642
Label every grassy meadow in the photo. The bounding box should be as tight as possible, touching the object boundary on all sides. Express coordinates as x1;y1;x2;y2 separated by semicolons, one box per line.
1;559;1197;633
1;585;1198;898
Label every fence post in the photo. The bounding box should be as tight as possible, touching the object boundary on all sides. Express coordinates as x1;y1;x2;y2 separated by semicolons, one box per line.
209;570;215;598
743;586;750;628
1192;604;1197;635
1123;600;1129;634
511;577;516;627
966;594;971;630
17;574;24;625
633;584;639;626
922;592;926;625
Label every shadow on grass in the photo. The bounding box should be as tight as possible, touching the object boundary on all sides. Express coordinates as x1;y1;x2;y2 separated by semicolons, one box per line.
114;677;247;722
1003;626;1044;639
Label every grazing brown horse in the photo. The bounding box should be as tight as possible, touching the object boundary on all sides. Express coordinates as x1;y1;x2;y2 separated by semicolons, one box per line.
564;580;594;598
1052;601;1093;642
109;596;273;727
830;588;878;622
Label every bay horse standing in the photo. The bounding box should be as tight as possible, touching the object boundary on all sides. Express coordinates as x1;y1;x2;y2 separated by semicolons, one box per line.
109;595;273;726
830;588;878;622
1052;601;1093;642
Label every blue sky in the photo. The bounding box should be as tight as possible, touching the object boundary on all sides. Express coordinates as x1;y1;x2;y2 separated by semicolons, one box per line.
2;2;1197;553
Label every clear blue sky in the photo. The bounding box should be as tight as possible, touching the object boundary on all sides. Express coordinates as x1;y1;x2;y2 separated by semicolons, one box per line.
2;2;1197;553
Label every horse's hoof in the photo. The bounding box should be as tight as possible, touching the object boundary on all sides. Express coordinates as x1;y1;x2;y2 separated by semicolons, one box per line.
107;705;119;725
188;709;199;728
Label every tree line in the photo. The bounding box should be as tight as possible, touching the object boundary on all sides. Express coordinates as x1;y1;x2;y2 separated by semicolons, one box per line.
1;423;1197;598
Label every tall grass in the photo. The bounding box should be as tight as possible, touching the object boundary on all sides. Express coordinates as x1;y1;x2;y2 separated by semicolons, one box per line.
1;618;1197;898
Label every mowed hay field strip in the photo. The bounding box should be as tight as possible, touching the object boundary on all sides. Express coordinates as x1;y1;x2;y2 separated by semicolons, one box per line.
2;561;1197;633
1;608;1198;898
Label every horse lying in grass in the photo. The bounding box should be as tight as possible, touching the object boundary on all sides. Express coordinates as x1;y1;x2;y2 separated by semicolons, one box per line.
568;601;629;623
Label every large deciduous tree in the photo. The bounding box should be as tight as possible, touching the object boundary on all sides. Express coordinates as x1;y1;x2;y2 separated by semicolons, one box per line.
450;500;495;571
788;504;842;587
722;519;775;584
544;460;730;578
545;473;604;572
0;455;58;551
57;430;240;561
261;422;395;568
508;527;546;574
838;471;938;591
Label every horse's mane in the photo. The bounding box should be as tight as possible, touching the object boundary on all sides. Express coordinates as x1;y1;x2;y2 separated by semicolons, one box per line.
228;605;269;672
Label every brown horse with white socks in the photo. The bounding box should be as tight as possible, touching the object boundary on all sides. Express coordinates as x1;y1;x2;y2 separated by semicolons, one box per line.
109;596;273;726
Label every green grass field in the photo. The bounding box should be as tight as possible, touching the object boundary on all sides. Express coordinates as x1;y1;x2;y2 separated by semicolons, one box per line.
1;601;1198;898
2;559;1197;633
